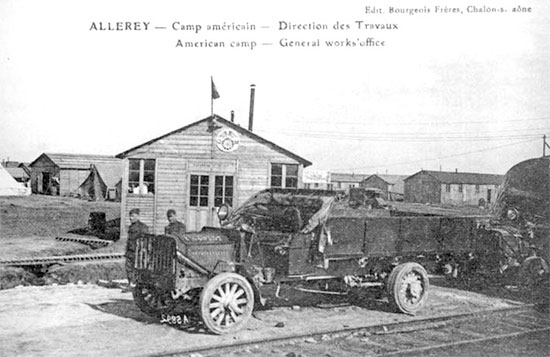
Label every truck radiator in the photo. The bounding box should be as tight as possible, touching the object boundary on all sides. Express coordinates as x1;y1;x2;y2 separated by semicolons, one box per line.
135;235;177;275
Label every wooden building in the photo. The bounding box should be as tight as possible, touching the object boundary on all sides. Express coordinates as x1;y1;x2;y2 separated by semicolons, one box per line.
29;153;122;196
404;170;504;206
361;174;407;201
116;115;312;237
329;173;370;191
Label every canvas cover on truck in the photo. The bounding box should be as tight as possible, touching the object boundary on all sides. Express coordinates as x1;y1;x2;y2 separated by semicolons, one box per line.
222;188;338;234
493;156;550;221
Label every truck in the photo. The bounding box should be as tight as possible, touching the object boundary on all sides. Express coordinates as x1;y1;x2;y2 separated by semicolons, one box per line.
130;188;494;334
484;156;550;286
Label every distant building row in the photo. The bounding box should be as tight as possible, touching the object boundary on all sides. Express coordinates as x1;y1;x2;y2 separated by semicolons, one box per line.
304;169;503;206
3;114;503;236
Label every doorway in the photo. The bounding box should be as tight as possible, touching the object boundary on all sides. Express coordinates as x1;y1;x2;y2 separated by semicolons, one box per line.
187;174;234;232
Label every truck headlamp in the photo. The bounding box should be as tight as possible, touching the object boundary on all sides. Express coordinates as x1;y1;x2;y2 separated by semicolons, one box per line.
217;204;230;221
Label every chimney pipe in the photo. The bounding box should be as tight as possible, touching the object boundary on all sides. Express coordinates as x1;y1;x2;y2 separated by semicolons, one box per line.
455;168;458;173
248;84;256;131
230;110;235;122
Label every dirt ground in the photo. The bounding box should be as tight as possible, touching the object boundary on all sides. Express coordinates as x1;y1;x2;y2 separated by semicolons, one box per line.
0;195;120;259
0;281;527;357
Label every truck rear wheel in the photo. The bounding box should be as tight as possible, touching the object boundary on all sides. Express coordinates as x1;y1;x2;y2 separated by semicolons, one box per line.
387;262;429;315
200;272;254;334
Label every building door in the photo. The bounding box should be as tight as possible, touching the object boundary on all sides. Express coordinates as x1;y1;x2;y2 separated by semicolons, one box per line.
187;174;234;232
42;172;51;195
487;189;492;204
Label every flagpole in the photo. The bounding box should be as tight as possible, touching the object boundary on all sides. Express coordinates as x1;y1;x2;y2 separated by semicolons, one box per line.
210;76;214;117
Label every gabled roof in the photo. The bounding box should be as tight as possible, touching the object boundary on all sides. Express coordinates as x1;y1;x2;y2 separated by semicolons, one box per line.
365;174;408;185
5;167;29;180
30;153;121;170
405;170;504;185
364;174;408;194
115;115;312;167
330;172;370;183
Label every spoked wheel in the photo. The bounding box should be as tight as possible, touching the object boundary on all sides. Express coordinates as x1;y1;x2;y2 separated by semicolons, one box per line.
200;272;254;334
519;256;549;288
387;262;429;315
133;284;175;317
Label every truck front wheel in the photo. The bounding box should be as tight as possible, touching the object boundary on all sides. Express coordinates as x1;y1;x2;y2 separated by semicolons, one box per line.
133;284;174;317
387;262;429;315
200;272;254;334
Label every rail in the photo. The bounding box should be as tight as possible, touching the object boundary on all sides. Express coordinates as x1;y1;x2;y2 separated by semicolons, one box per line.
0;253;125;267
155;304;548;357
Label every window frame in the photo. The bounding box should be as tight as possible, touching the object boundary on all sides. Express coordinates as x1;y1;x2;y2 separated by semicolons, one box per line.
214;175;234;207
189;174;210;207
270;163;299;189
128;158;156;194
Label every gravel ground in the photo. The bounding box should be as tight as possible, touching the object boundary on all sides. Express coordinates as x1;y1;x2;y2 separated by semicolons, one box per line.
0;282;525;357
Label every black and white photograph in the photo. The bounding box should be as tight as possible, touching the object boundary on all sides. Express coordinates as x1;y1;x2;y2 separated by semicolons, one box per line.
0;0;549;356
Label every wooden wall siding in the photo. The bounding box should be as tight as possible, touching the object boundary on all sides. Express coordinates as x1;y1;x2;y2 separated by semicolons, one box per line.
59;170;89;196
154;158;188;235
120;159;129;239
125;121;304;166
123;194;155;232
30;168;58;193
125;123;214;159
30;158;58;194
120;120;307;236
188;158;237;173
235;160;269;206
404;174;441;204
362;176;390;199
440;184;499;206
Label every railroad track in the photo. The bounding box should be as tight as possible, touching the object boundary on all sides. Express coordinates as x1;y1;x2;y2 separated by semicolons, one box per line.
0;252;125;267
55;233;114;248
158;305;549;357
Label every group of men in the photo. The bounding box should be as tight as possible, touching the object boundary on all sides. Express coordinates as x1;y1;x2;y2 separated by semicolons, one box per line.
125;208;186;285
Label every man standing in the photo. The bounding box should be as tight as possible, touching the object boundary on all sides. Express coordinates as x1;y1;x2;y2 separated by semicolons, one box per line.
126;208;149;286
164;209;186;238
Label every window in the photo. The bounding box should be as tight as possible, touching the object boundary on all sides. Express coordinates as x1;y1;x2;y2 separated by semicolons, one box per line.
128;159;155;194
214;175;233;207
475;184;480;193
304;183;311;189
190;175;209;207
458;184;463;193
327;183;334;191
271;163;298;188
445;184;451;193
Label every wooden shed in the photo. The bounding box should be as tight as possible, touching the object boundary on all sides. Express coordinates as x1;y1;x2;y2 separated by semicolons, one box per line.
29;153;122;196
116;115;312;237
361;174;407;201
404;170;504;206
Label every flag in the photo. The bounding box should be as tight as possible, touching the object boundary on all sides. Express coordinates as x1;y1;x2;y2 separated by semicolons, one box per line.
211;77;220;99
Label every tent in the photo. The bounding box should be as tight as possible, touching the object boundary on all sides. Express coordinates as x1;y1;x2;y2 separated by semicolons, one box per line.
77;163;122;201
0;165;31;196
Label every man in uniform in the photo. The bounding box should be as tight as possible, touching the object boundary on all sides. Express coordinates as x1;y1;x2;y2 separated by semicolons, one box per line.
126;208;149;286
164;209;186;238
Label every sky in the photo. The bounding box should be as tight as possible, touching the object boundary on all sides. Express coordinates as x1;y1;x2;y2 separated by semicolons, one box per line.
1;0;549;175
